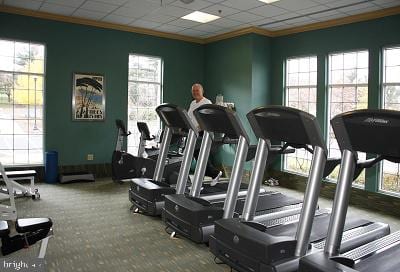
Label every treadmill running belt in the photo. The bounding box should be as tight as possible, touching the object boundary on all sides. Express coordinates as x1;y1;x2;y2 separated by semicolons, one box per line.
235;193;302;211
354;243;400;271
201;182;248;194
265;215;371;243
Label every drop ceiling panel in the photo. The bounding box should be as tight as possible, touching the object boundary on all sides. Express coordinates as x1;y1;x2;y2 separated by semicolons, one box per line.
4;0;42;10
220;0;265;11
130;19;161;29
227;11;264;23
80;1;119;13
40;2;75;15
1;0;399;39
273;0;319;11
44;0;85;8
247;4;288;17
200;4;240;17
102;14;134;24
172;0;213;10
73;9;107;20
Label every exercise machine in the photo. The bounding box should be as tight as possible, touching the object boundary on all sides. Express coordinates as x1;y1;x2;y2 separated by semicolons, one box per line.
209;106;389;272
111;119;182;183
0;169;40;200
0;163;53;257
162;104;304;243
299;109;400;272
129;104;236;216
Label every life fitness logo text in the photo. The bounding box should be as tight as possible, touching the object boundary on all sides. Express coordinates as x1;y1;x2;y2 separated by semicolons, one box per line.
363;117;389;124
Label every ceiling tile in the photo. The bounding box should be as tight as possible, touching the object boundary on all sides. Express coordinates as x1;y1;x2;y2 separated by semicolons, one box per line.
157;5;192;17
220;0;265;11
211;17;243;28
130;19;161;29
4;0;42;10
297;4;330;15
40;2;76;15
283;15;317;25
124;0;160;10
73;8;107;20
172;0;214;10
344;5;382;15
147;0;175;4
261;21;290;30
113;6;152;17
95;0;128;5
80;1;119;13
204;0;225;3
374;0;400;8
179;28;209;37
315;13;348;21
141;13;177;23
251;17;276;27
227;11;264;23
168;18;201;28
308;9;343;19
272;12;301;21
191;23;224;33
200;4;240;17
338;1;377;13
45;0;85;8
156;24;186;33
312;0;339;3
101;14;134;24
325;0;368;8
247;4;287;17
272;0;320;11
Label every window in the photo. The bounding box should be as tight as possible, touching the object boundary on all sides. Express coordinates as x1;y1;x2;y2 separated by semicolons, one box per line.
380;46;400;193
0;39;45;165
284;56;317;175
327;50;369;186
127;54;163;155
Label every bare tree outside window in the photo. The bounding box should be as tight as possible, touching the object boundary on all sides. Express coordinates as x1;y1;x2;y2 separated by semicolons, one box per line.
381;47;400;193
0;39;45;165
284;56;317;175
127;55;162;154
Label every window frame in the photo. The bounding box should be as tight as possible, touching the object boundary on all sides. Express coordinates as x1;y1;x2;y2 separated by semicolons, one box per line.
282;54;318;176
325;49;369;187
379;45;400;195
126;53;163;155
0;37;46;167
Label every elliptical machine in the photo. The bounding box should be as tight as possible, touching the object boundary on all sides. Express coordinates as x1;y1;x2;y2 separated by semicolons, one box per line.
111;119;183;184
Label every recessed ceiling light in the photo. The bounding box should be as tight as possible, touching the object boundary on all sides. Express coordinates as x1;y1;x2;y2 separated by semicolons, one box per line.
258;0;281;3
181;11;220;23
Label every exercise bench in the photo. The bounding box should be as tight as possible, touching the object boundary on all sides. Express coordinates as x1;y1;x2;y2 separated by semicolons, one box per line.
0;169;40;200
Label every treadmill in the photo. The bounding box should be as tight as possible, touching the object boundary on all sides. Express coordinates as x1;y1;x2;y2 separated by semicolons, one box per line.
129;103;240;216
209;106;390;272
162;104;303;243
299;109;400;272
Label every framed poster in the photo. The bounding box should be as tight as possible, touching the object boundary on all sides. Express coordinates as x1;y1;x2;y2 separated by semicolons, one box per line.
72;73;105;121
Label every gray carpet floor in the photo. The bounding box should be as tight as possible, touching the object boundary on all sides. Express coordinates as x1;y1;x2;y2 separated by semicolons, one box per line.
2;178;400;272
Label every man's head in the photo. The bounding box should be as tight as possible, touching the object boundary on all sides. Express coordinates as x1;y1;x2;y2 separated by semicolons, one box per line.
191;83;204;102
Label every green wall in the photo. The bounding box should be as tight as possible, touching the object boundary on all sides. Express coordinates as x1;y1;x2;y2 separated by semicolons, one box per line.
204;34;272;168
0;12;204;166
270;14;400;192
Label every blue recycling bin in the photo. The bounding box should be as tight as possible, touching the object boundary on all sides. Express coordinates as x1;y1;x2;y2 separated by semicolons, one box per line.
45;151;58;183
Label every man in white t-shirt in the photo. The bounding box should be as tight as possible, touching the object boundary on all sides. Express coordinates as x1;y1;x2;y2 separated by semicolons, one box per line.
187;83;222;185
187;83;212;130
